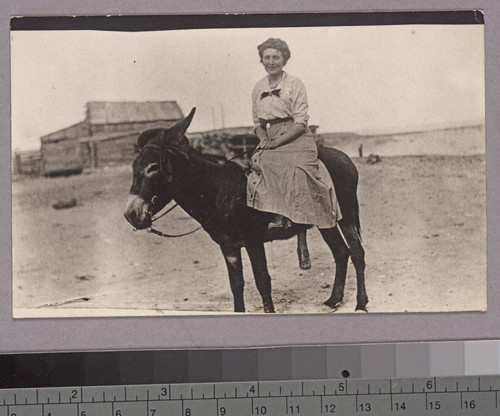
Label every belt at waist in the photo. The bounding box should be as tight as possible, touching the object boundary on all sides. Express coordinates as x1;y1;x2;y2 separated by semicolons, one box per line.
259;117;293;128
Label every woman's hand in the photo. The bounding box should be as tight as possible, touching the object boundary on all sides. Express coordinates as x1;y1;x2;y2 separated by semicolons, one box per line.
262;124;306;150
260;140;277;150
254;126;269;150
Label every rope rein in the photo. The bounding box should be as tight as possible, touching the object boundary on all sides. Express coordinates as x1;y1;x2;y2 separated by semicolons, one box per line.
142;146;251;238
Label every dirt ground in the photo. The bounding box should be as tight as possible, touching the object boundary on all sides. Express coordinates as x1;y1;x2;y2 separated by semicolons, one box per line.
12;154;486;316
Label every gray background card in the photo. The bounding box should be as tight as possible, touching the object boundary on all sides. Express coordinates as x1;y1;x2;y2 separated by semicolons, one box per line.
1;0;498;353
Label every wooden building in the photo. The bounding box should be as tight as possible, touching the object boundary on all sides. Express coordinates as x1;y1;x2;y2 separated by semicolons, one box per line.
40;101;183;176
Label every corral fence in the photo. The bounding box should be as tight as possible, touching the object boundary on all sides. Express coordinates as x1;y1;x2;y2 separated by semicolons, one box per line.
188;125;319;161
13;150;42;176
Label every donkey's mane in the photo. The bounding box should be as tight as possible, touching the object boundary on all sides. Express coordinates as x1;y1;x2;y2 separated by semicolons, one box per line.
186;146;226;168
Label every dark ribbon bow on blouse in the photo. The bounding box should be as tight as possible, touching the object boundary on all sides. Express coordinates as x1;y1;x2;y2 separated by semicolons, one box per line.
260;89;281;100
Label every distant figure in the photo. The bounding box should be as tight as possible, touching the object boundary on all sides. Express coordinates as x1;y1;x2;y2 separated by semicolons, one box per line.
358;143;364;158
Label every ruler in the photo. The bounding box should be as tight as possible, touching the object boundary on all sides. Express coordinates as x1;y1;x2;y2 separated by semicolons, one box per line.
1;375;500;416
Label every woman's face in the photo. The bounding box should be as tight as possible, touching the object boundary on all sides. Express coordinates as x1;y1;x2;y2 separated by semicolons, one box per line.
261;48;286;76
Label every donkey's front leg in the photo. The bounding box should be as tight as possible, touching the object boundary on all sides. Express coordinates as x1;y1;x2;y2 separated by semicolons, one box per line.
220;245;245;312
245;241;275;313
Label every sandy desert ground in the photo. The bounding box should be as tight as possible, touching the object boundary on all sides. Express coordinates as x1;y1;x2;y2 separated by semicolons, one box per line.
12;144;486;316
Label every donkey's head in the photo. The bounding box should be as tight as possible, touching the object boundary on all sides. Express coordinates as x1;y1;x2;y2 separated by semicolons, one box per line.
123;107;196;230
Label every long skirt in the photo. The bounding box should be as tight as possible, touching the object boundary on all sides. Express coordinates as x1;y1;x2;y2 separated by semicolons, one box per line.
247;120;341;229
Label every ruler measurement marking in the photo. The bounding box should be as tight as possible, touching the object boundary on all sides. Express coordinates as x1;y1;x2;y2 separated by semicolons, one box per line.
3;376;500;415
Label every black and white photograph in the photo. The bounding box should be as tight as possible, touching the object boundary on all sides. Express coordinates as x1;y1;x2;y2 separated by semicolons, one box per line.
11;14;486;317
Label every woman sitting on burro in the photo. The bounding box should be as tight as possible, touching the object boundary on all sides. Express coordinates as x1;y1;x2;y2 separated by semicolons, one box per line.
247;38;342;268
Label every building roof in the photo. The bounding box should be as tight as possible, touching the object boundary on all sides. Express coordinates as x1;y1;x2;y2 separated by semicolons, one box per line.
86;101;184;125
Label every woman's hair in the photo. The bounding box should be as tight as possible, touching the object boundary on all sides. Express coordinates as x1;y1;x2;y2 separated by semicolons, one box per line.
257;38;291;63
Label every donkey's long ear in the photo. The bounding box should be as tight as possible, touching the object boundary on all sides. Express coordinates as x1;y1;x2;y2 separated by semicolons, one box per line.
137;128;162;150
167;107;196;144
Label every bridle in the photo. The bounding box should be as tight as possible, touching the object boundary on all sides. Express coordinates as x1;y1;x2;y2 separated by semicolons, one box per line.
132;141;248;238
143;198;202;238
130;141;201;238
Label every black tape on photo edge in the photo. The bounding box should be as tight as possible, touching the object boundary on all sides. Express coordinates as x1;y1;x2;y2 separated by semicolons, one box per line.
10;11;484;32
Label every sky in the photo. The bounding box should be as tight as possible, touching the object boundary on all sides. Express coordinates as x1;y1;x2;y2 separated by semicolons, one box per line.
11;24;484;150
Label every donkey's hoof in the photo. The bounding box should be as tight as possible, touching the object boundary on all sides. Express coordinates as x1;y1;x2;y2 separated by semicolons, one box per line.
264;307;275;313
355;297;369;312
324;298;343;310
297;249;311;270
234;304;245;313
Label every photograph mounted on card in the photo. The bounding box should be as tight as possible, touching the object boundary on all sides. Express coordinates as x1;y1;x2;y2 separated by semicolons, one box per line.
11;13;486;317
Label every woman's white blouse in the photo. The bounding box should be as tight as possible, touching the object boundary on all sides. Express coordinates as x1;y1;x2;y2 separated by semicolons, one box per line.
252;71;310;131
